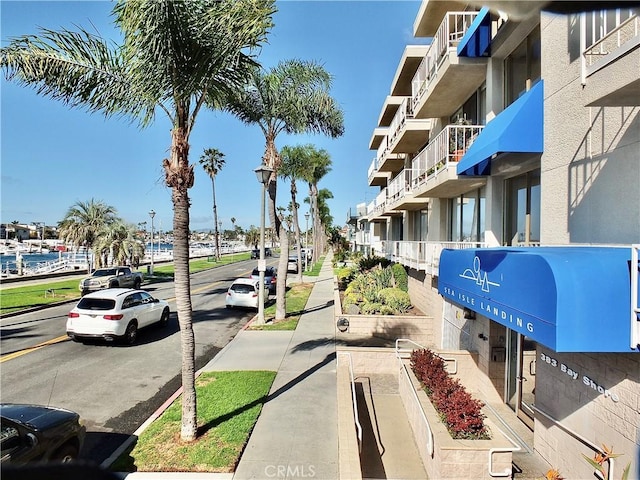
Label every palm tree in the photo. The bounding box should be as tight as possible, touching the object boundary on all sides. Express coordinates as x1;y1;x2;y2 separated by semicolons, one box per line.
302;148;332;264
244;226;260;249
95;221;144;267
279;144;312;282
199;148;225;261
226;59;344;321
1;0;275;441
58;199;118;269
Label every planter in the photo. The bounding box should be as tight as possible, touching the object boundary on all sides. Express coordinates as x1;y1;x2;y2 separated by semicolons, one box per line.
399;361;515;479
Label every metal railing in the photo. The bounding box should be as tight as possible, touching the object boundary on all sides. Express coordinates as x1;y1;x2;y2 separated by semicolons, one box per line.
388;97;414;150
412;12;480;110
388;240;487;276
582;13;639;81
337;352;363;452
411;124;484;189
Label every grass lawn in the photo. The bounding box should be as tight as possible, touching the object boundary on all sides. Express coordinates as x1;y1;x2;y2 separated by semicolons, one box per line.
250;282;314;331
303;256;325;277
112;370;276;473
0;253;251;315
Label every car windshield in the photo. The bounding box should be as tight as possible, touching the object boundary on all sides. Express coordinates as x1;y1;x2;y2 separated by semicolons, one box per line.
76;298;116;310
230;284;255;294
92;269;117;277
251;268;274;276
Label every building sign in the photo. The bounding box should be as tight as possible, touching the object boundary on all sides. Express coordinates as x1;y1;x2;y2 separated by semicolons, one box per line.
540;352;619;402
438;247;636;353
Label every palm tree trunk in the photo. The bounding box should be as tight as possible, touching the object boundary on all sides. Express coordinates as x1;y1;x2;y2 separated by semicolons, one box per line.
212;177;220;261
165;126;197;442
290;179;303;283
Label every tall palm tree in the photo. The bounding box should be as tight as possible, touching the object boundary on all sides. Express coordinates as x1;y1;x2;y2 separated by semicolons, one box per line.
1;0;275;441
226;59;344;321
279;144;312;282
95;221;144;267
302;148;332;264
58;199;118;269
199;148;225;261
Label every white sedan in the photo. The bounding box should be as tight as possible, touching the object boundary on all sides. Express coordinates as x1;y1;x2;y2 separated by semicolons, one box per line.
66;288;170;345
225;278;263;310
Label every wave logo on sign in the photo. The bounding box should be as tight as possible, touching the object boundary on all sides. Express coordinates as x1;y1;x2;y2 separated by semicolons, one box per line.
459;256;500;292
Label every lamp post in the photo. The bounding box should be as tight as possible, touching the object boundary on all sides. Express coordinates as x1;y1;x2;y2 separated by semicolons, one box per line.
149;210;155;275
304;212;310;271
218;220;223;260
254;164;274;324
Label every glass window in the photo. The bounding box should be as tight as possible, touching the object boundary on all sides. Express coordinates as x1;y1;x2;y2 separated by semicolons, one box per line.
505;170;540;245
505;28;541;105
449;188;485;242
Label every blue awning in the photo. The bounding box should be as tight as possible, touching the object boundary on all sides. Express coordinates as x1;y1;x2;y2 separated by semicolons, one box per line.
438;246;639;353
457;7;492;57
457;80;544;176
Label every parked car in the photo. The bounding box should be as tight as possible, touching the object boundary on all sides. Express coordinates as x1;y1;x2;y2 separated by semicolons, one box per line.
78;266;143;296
250;266;277;294
0;403;86;465
250;248;272;259
66;289;170;345
287;256;298;273
225;278;263;310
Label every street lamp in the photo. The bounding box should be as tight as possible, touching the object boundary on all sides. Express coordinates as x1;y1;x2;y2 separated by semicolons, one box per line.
218;220;223;260
254;164;274;324
304;212;310;271
149;210;155;275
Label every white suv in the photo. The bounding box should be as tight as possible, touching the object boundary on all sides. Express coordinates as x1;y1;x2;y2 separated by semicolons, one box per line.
66;288;170;345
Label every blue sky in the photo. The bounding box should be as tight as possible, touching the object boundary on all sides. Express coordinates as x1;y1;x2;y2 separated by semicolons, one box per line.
1;0;424;232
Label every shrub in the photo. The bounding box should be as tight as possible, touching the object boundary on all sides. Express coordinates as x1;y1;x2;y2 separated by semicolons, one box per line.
336;266;356;290
391;263;408;292
378;288;411;313
410;349;488;439
358;255;391;272
361;302;384;315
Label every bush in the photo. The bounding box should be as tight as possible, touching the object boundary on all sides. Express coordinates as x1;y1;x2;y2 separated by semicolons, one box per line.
391;263;408;292
336;266;356;290
360;302;394;315
378;288;411;313
358;255;391;272
410;349;489;440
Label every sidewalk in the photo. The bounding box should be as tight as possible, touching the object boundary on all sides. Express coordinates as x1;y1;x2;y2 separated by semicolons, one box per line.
121;252;339;480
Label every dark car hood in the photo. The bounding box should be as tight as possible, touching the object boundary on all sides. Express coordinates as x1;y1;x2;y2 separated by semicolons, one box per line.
1;404;79;431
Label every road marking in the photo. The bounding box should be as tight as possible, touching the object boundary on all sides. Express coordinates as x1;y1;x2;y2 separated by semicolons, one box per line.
1;335;70;363
1;280;226;363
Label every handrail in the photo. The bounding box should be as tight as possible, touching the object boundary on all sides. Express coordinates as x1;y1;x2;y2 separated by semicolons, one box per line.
631;244;639;350
487;422;522;477
337;352;363;452
532;404;615;479
395;338;457;374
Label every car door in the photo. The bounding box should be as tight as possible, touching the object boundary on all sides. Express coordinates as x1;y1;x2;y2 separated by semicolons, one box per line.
139;291;162;326
1;419;42;465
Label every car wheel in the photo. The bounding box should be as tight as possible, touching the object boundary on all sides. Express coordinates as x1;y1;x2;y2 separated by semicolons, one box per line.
52;443;79;463
122;322;138;345
159;307;170;327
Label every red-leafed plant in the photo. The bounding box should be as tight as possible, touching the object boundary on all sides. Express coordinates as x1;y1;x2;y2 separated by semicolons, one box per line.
411;349;489;440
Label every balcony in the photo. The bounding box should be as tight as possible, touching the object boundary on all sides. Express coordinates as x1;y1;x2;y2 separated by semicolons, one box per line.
582;13;640;106
367;156;390;187
386;169;425;212
367;188;392;221
411;12;488;119
410;124;487;198
369;132;405;175
388;98;432;154
388;240;487;276
413;0;467;37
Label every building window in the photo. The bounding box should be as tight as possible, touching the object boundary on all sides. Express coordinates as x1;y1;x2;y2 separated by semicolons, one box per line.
504;28;541;105
449;187;486;242
505;170;541;246
411;209;428;241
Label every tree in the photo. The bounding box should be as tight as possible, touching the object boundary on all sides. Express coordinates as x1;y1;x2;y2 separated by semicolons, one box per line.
95;221;144;267
226;60;344;320
301;148;332;264
199;148;225;261
279;144;311;282
58;199;118;269
1;0;275;441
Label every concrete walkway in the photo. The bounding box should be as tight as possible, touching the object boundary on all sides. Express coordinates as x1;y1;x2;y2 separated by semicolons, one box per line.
204;252;338;480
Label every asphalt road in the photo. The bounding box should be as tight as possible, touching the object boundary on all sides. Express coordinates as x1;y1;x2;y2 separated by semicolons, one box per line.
0;258;277;465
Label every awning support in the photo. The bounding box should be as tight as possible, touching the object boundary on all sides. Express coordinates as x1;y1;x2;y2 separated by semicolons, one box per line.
632;245;640;350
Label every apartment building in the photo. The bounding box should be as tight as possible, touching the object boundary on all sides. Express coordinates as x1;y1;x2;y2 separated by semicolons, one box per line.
363;1;639;477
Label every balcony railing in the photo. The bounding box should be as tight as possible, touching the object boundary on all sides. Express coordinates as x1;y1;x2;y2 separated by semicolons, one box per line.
388;97;414;149
411;12;479;110
387;169;415;205
583;13;639;79
367;156;378;182
387;240;487;276
411;124;484;189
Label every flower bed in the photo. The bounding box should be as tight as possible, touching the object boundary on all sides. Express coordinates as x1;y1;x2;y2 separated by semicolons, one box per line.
410;348;488;440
